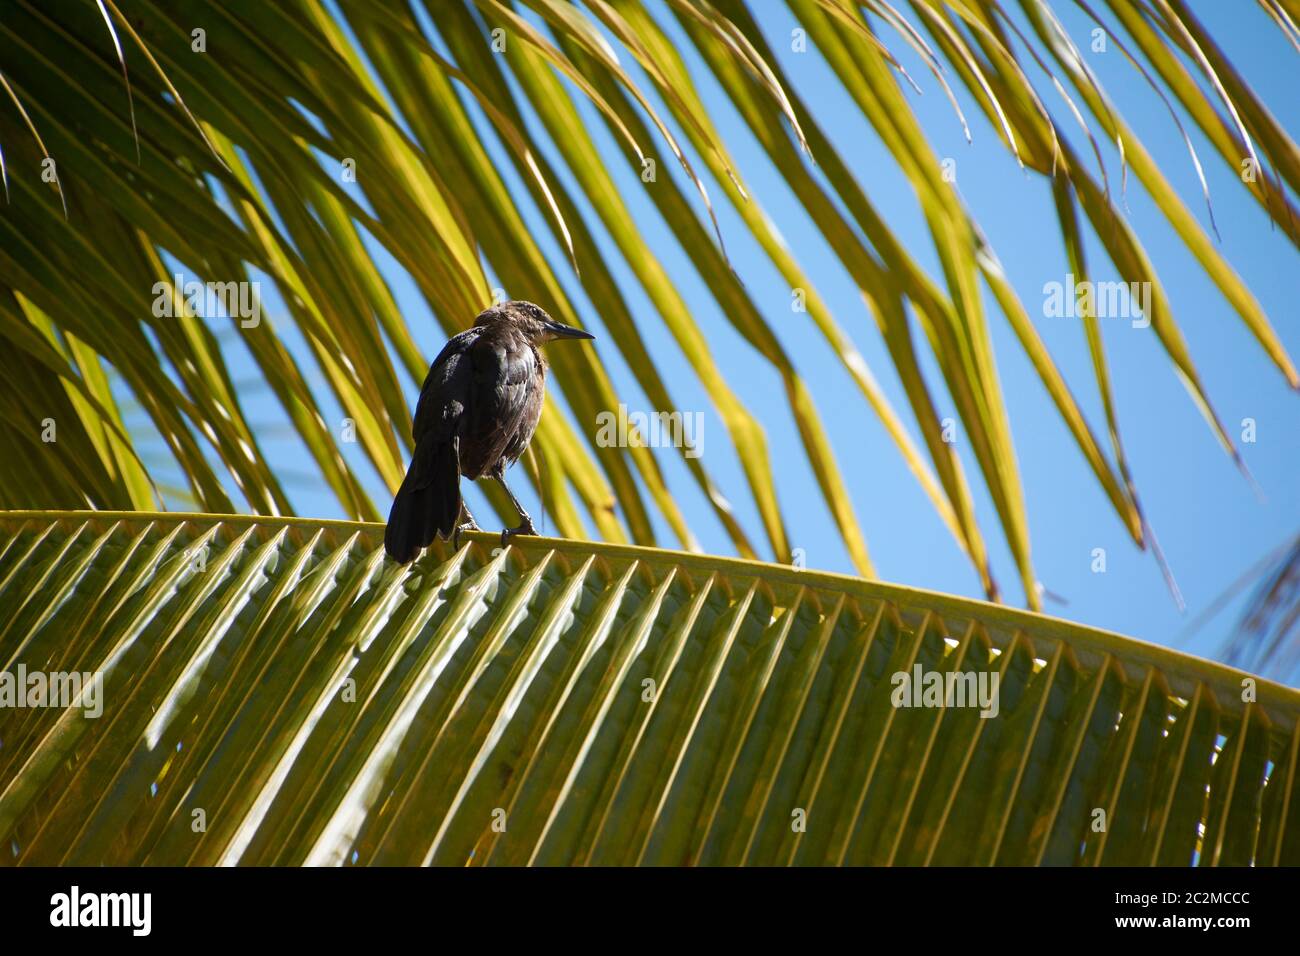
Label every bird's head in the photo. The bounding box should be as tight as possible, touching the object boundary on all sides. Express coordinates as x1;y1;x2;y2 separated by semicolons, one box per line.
476;300;596;345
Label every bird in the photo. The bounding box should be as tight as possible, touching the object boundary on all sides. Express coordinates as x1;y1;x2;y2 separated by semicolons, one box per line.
384;300;595;564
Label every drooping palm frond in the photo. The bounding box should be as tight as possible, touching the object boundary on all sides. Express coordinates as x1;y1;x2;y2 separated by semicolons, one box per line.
1195;530;1300;686
1;512;1297;865
0;1;1296;608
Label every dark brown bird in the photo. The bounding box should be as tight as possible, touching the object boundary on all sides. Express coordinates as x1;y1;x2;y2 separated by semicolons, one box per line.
384;300;595;563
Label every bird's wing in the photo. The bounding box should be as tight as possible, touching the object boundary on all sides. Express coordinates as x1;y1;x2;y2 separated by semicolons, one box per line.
466;333;538;464
412;328;479;445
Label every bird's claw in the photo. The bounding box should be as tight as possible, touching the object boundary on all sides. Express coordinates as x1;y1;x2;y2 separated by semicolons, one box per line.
500;518;537;548
452;519;482;550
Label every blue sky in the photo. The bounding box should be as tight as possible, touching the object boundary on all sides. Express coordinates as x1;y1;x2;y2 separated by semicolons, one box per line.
171;1;1300;675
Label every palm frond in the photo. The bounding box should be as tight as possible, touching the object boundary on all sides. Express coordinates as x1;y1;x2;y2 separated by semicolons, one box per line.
2;512;1297;864
0;0;1295;608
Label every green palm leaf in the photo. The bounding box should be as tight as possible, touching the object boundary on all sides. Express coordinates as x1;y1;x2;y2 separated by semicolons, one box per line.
1;1;1296;607
1;512;1295;865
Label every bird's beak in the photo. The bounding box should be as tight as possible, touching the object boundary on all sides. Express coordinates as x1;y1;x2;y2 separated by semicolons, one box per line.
543;320;595;341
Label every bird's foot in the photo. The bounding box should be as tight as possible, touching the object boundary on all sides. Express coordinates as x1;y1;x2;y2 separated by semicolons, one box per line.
452;518;482;550
500;517;537;548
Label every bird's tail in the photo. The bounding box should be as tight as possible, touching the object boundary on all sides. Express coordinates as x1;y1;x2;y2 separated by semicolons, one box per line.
384;436;460;563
